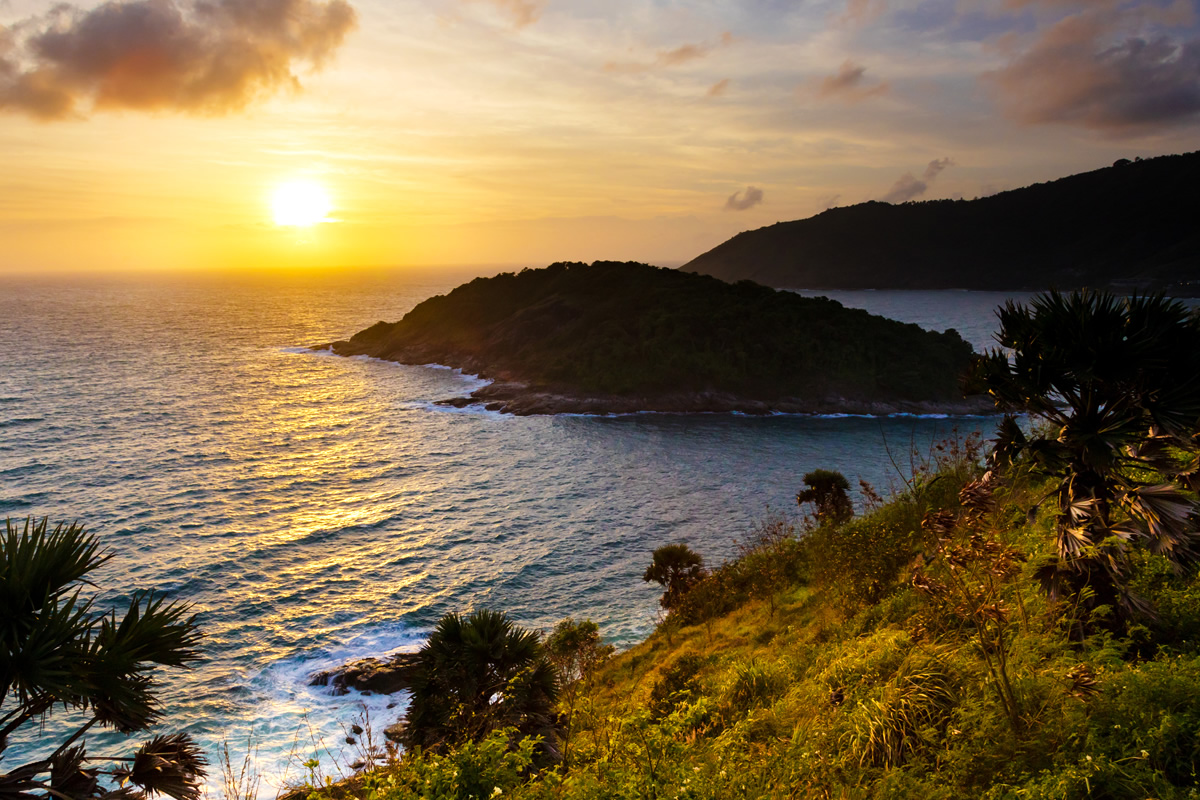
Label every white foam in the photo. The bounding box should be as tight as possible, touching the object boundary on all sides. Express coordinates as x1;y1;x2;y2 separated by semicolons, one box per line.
212;625;427;795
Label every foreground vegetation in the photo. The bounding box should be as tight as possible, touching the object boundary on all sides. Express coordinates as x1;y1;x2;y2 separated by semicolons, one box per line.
300;435;1200;798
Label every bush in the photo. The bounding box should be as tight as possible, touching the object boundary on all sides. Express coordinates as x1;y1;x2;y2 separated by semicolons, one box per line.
359;728;536;800
400;610;559;758
649;654;705;719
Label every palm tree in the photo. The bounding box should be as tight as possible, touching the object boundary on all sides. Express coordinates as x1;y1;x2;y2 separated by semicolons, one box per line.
399;610;560;758
975;290;1200;614
0;517;205;800
797;469;853;525
643;544;705;611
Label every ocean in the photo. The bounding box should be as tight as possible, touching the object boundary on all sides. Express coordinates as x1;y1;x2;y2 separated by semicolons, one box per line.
0;269;1023;789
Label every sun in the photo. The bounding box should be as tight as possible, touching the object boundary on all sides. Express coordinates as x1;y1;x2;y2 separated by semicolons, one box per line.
272;180;332;227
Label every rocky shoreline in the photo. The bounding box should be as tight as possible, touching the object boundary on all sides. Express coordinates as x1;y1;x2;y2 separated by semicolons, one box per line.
434;379;997;417
317;344;994;417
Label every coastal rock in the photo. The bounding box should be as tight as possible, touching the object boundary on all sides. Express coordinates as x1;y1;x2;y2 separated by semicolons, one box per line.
308;653;417;696
433;381;995;417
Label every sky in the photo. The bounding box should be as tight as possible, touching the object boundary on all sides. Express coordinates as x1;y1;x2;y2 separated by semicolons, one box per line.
1;0;1198;272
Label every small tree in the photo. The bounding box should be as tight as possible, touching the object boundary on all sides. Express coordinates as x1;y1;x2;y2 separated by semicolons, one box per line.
0;518;205;800
400;610;560;758
543;618;613;765
976;290;1200;616
797;469;853;525
643;544;705;611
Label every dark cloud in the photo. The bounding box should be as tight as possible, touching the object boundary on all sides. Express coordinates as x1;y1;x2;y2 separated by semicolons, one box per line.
985;4;1200;133
923;157;954;179
605;32;733;74
725;185;764;211
879;158;954;203
0;0;356;120
816;60;889;101
880;173;927;203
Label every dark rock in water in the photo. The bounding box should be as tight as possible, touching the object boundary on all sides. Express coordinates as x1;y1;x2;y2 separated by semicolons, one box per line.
308;653;418;696
384;721;405;743
434;396;474;408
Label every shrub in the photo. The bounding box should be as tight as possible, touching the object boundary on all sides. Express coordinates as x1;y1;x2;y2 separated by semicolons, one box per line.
649;654;705;719
359;728;536;800
400;610;560;759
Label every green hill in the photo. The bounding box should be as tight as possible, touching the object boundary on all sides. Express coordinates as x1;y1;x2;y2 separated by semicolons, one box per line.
329;261;985;415
683;152;1200;293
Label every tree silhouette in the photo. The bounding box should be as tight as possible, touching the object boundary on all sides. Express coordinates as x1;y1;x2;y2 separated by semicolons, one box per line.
643;544;706;611
399;610;560;758
0;518;205;800
976;290;1200;615
797;469;853;525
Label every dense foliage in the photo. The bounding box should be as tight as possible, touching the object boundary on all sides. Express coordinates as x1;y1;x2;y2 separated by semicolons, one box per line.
398;610;560;759
684;151;1200;293
0;518;205;800
976;290;1200;618
335;261;975;402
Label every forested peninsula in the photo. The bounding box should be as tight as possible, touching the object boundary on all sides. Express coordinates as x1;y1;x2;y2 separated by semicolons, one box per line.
327;261;988;415
684;151;1200;293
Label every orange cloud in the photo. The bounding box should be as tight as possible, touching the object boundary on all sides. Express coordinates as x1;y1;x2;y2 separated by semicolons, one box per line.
0;0;356;120
815;61;889;101
605;32;733;74
467;0;546;29
707;78;731;97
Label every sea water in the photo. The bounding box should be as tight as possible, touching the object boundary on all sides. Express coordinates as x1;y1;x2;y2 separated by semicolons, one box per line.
0;269;1018;789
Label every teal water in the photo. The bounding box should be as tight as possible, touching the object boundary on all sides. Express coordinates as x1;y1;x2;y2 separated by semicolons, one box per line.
0;270;1008;788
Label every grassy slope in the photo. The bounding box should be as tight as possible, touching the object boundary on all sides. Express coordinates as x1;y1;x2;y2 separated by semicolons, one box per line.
318;444;1200;800
336;261;975;403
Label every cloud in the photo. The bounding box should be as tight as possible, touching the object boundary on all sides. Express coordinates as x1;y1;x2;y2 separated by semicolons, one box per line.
984;4;1200;132
725;185;764;211
838;0;887;27
467;0;545;29
923;157;954;179
707;78;730;97
605;32;733;74
0;0;356;120
879;158;954;203
816;60;889;101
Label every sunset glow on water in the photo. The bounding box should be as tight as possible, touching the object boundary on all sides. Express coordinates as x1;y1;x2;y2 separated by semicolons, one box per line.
0;272;1005;787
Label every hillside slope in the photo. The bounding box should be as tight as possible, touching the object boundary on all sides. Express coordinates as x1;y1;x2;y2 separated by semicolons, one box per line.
683;152;1200;292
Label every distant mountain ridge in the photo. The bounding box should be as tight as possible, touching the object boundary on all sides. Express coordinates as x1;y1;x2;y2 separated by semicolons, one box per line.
683;152;1200;293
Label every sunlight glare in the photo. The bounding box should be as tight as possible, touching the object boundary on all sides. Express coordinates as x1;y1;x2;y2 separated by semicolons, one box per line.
272;180;332;227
